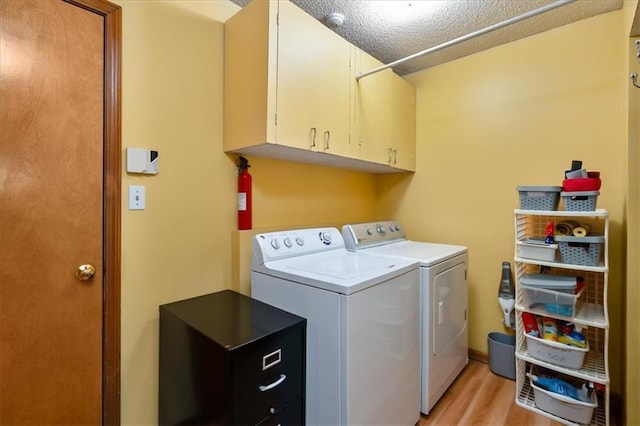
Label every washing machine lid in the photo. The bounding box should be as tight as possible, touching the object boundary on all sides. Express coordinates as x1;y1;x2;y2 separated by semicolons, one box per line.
259;249;418;295
360;240;467;267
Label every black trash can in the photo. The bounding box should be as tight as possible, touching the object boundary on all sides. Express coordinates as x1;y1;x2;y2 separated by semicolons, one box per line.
488;332;516;380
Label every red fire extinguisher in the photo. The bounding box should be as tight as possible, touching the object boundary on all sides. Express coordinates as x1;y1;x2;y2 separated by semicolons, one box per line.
237;156;252;230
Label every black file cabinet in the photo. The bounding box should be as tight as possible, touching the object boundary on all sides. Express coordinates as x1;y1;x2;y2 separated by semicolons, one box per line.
159;290;306;425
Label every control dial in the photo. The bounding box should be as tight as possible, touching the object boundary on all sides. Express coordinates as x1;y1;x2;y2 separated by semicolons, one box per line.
319;231;332;245
270;239;280;250
283;237;293;248
376;225;386;235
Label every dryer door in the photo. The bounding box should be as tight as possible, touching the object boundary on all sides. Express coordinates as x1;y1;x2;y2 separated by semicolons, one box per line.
432;262;467;355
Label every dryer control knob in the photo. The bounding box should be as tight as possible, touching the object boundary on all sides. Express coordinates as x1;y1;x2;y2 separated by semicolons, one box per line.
283;237;293;248
295;237;305;246
270;239;280;250
319;231;332;245
376;225;386;235
366;228;373;235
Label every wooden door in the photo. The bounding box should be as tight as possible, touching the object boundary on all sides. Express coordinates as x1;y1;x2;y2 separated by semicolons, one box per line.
0;0;121;423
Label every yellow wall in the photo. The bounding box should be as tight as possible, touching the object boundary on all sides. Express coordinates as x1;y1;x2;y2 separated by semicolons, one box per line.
113;0;636;422
626;2;640;425
114;1;377;423
232;156;378;294
378;9;628;399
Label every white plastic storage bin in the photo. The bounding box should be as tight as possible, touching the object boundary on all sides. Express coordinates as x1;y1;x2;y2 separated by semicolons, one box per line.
555;236;604;266
516;239;558;262
525;333;589;369
530;379;598;424
561;191;599;211
520;274;583;317
517;186;562;211
521;274;578;293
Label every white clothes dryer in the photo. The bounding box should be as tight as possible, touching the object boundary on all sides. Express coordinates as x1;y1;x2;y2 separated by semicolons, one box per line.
342;221;468;415
251;227;421;426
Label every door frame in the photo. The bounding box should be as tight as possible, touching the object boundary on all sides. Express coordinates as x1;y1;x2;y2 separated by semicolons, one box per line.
64;0;122;423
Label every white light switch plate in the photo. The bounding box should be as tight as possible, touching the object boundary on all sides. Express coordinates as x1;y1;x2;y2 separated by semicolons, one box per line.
129;185;146;210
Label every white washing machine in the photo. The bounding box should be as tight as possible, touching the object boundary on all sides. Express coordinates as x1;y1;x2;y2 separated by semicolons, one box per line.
342;221;468;415
251;227;420;426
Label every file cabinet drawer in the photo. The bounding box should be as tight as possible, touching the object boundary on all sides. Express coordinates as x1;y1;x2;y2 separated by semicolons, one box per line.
232;328;304;425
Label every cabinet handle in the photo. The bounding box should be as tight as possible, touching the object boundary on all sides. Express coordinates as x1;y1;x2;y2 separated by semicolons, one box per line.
323;130;330;151
258;374;286;392
387;147;393;164
310;127;317;149
393;149;398;165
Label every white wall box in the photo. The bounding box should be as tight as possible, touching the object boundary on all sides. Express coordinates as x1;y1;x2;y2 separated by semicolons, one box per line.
514;209;610;425
126;147;158;174
224;0;415;173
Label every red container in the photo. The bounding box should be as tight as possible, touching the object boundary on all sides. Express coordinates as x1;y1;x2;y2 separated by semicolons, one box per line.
562;177;601;192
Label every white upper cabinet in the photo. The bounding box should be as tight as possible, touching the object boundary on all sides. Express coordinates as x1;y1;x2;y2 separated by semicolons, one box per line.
224;1;352;158
355;49;416;171
354;50;393;167
224;0;415;173
391;72;416;171
276;1;352;157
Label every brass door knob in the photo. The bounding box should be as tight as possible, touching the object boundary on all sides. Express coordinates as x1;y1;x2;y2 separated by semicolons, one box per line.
76;264;96;281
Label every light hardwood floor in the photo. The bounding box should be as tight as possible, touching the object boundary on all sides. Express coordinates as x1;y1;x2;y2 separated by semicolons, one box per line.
418;360;562;426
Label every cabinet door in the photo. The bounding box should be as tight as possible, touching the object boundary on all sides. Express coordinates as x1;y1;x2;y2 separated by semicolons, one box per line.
391;74;416;171
355;50;393;165
277;1;352;156
315;30;352;157
224;0;277;151
276;1;320;151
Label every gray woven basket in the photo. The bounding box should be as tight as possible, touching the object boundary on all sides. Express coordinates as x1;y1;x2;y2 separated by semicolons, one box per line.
517;186;561;211
555;235;604;266
561;191;599;211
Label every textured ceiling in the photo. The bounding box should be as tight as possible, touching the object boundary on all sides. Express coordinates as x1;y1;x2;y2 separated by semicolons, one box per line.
230;0;623;76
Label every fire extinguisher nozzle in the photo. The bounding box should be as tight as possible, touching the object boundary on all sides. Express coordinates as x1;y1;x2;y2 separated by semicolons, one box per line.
236;156;250;174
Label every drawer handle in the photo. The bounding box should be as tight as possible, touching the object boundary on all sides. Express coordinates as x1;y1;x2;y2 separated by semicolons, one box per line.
258;374;286;392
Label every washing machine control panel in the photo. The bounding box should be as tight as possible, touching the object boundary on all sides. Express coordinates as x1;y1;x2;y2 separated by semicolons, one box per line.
342;221;406;250
253;227;345;263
